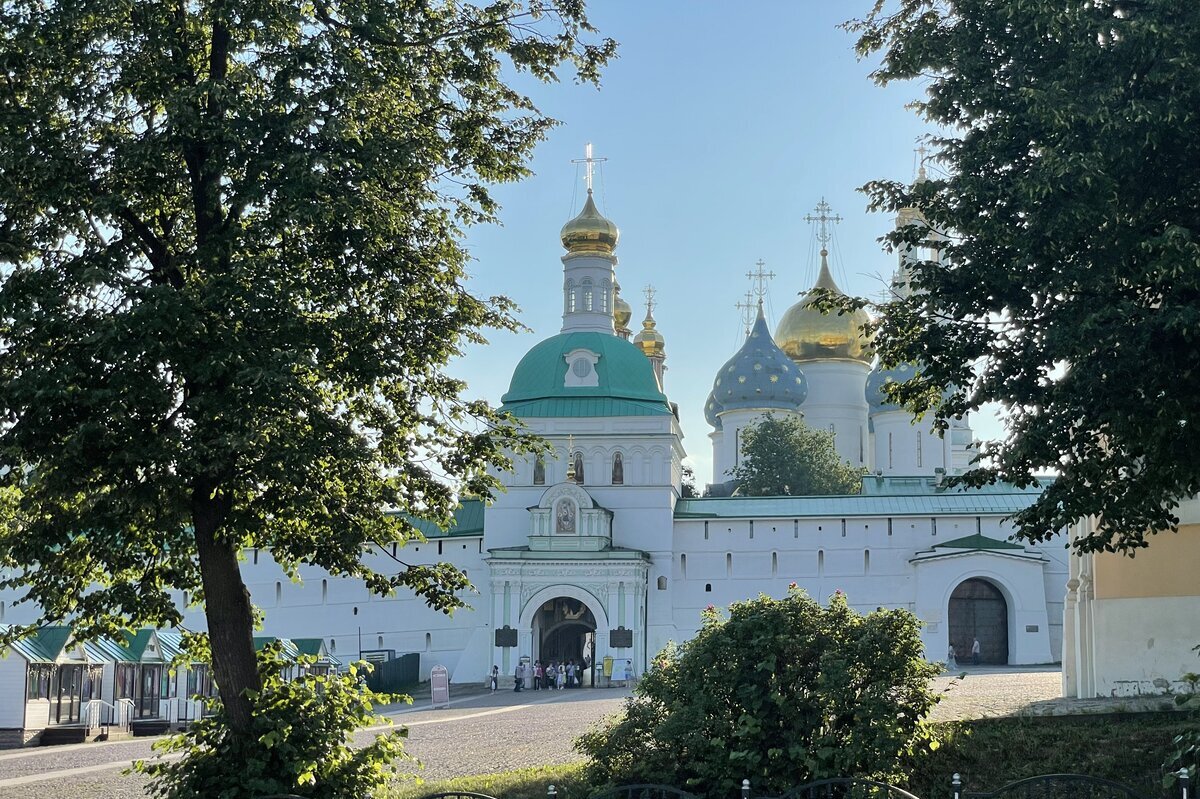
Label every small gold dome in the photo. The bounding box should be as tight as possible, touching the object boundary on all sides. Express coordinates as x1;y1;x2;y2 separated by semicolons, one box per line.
775;251;872;363
560;189;619;255
613;284;633;337
633;309;665;358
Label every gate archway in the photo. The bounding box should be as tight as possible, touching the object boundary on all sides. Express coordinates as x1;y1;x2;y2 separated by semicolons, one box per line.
949;578;1009;665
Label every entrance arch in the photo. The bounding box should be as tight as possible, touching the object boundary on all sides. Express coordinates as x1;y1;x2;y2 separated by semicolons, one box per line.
520;584;609;687
949;578;1009;664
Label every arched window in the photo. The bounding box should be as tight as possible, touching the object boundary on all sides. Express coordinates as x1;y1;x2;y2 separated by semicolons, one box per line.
611;451;624;485
533;455;545;485
425;633;432;651
321;579;328;603
656;576;667;590
573;452;585;484
680;553;687;578
330;639;336;653
600;280;610;312
916;431;923;467
582;278;594;311
565;279;576;313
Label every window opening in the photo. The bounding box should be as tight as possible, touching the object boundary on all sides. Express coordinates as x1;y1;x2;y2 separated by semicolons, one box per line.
533;455;545;485
612;452;624;485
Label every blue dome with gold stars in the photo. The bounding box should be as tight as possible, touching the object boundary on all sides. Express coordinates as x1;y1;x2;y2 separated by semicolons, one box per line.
708;306;807;422
866;361;916;411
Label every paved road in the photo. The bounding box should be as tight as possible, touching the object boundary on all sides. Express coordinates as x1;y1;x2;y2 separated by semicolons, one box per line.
3;667;1168;799
0;686;630;799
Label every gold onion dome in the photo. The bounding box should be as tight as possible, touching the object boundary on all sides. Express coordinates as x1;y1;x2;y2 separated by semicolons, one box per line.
775;250;873;363
633;308;665;358
560;189;619;255
613;284;633;332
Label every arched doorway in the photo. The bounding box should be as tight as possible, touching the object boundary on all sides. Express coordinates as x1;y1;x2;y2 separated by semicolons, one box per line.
949;578;1009;664
533;597;597;686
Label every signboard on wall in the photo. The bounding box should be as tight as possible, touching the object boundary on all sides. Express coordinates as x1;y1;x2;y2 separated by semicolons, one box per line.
430;665;450;709
494;626;518;647
609;627;633;648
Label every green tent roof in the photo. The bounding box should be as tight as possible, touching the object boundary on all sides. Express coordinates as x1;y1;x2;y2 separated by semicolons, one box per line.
501;332;669;414
934;533;1025;550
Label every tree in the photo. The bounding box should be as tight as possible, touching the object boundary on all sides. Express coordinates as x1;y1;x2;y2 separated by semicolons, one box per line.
0;0;613;742
575;588;941;798
845;0;1200;553
730;414;862;496
681;464;699;498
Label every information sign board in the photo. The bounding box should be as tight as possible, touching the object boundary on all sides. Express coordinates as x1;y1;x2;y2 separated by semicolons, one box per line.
430;664;450;709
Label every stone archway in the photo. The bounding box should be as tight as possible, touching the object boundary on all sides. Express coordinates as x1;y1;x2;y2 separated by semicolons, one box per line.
949;578;1009;665
533;597;596;684
520;584;609;688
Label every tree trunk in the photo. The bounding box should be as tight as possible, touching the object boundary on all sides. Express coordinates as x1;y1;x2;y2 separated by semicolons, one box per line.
193;486;260;734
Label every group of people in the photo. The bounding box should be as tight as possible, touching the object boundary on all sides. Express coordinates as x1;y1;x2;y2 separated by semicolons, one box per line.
491;659;588;692
946;637;982;669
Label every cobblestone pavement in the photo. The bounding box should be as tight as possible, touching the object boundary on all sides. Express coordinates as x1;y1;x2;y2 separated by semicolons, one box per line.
0;668;1181;799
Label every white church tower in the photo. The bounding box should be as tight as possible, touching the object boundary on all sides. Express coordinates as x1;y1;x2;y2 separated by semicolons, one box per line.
867;163;975;475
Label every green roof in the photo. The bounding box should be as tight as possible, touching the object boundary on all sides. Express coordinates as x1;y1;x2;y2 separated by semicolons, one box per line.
502;397;671;418
254;637;300;660
397;498;484;539
501;332;669;415
122;629;156;659
934;533;1025;550
675;484;1042;519
1;625;72;663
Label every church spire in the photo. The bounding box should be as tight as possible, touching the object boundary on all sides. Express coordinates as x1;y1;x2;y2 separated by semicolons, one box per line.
559;143;619;335
633;285;666;390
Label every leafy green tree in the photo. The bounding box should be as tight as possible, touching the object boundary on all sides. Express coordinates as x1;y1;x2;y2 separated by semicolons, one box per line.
0;0;613;744
575;588;942;798
730;414;863;496
847;1;1200;552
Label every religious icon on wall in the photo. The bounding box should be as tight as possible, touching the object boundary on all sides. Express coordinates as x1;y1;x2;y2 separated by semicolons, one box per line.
556;498;576;533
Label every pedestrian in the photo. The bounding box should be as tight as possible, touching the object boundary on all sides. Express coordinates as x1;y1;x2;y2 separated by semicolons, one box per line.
623;659;633;687
490;664;499;693
946;645;957;670
567;659;576;688
513;660;524;692
971;637;981;666
533;660;543;690
557;661;565;689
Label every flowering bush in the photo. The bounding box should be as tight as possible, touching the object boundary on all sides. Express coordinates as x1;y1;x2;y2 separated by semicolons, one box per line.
576;587;941;798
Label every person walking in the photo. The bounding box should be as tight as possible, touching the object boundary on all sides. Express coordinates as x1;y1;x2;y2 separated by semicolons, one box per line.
513;660;524;692
557;661;566;690
946;645;957;670
623;659;634;687
533;660;543;690
971;637;981;666
490;664;499;693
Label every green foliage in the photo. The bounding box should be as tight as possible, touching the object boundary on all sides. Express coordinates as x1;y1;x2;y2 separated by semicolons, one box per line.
846;1;1200;551
575;588;941;799
136;651;407;799
903;713;1194;799
0;0;613;738
730;414;863;496
1162;652;1200;790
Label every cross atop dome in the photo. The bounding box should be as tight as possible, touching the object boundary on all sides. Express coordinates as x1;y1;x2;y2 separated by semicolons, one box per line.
804;198;842;251
571;142;608;193
735;291;755;337
746;259;775;309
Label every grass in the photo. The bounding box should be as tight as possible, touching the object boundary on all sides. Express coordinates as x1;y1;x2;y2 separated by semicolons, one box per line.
390;712;1194;799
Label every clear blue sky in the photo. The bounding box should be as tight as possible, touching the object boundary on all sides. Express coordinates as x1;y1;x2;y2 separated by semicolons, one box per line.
452;2;1001;484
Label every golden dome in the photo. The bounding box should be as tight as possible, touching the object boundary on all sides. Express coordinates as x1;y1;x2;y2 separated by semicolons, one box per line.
560;189;619;255
633;308;665;358
775;251;872;363
613;284;633;337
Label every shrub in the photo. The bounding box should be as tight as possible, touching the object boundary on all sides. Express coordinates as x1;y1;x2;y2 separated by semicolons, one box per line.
135;649;409;799
576;588;941;798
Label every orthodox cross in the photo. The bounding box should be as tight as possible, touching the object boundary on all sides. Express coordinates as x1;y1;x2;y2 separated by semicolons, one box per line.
804;198;842;248
746;259;775;306
571;142;607;192
915;143;930;180
735;291;756;336
565;433;576;479
643;284;657;316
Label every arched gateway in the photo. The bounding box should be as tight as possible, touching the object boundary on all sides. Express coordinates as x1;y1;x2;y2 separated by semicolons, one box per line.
533;597;597;684
949;578;1009;664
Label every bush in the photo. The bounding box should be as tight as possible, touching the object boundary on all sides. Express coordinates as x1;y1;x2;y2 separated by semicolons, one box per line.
135;650;409;799
576;588;941;798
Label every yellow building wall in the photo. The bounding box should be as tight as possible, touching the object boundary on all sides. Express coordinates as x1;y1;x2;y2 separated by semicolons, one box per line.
1093;524;1199;600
